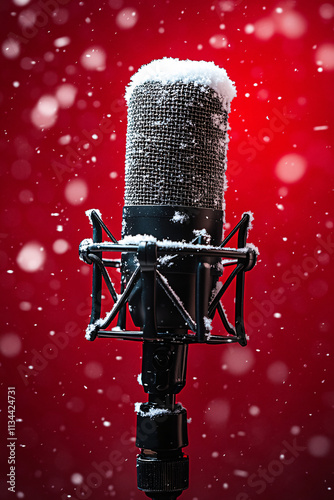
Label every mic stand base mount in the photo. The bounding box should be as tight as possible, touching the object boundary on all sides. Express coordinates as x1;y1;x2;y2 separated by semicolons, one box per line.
137;450;189;500
136;340;189;499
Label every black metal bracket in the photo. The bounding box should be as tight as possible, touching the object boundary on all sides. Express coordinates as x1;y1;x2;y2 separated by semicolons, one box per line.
79;210;257;346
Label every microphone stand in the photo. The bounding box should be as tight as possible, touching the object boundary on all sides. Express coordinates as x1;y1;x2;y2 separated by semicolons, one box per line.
135;241;189;499
79;210;257;499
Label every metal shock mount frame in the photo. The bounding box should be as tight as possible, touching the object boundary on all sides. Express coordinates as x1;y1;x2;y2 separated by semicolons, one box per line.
79;210;257;346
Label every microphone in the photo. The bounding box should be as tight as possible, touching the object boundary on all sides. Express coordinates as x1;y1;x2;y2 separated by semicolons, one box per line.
79;58;257;500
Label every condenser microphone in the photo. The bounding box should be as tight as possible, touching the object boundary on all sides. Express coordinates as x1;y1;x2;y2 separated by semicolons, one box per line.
79;58;257;500
122;58;236;334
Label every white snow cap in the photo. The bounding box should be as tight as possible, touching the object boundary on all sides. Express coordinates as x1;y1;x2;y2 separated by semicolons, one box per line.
125;57;237;103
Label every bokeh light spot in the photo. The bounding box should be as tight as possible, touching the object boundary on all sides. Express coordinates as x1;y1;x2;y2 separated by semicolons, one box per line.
219;1;236;12
319;3;334;20
315;43;334;70
54;36;71;48
16;242;46;272
209;34;228;49
254;18;275;40
53;239;70;254
19;189;34;204
18;9;36;28
249;405;260;416
0;333;22;358
308;279;328;298
222;346;255;375
64;179;88;206
37;95;58;116
308;435;331;457
290;425;301;435
116;8;138;29
275;153;307;183
11;160;31;180
109;0;123;8
71;473;84;485
66;397;85;412
267;361;289;384
56;84;77;108
276;11;307;39
2;38;21;59
84;361;103;379
31;95;59;129
13;0;31;5
80;46;106;71
244;24;255;34
205;399;230;425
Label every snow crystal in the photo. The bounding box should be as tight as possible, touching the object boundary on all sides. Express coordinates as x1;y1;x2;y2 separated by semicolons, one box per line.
125;58;236;103
246;242;260;257
171;211;189;224
242;210;254;231
158;254;176;267
204;316;213;331
193;228;211;244
85;208;102;225
135;402;184;418
119;234;157;245
119;233;250;255
212;113;229;131
86;316;106;339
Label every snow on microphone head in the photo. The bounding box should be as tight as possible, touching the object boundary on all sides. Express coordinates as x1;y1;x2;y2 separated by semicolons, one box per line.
124;58;236;210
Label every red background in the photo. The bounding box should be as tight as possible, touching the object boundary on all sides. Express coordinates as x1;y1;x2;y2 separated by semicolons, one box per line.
1;0;333;499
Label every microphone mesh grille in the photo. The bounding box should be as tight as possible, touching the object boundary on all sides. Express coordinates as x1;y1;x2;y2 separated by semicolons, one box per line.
125;81;230;209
